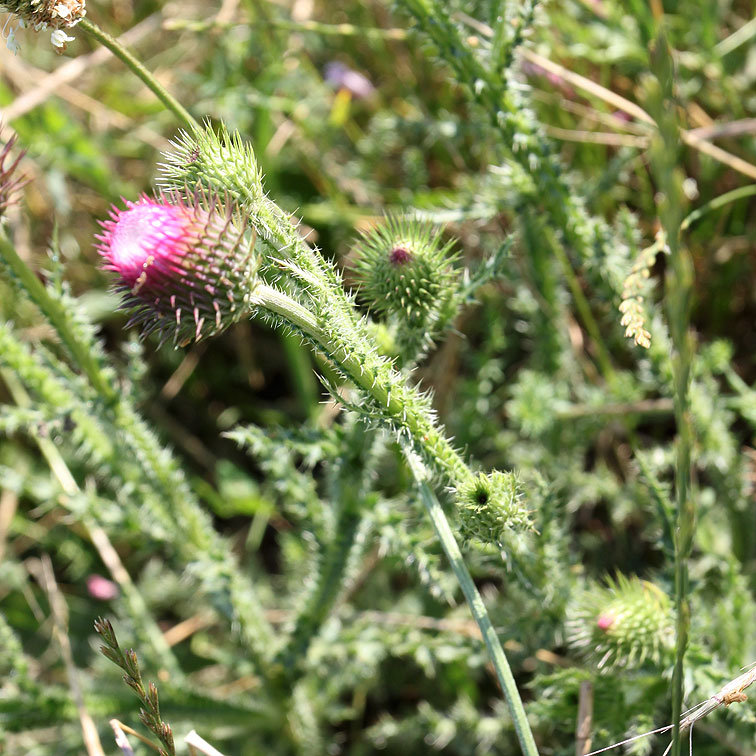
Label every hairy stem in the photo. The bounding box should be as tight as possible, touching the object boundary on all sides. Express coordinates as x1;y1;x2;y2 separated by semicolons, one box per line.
404;450;539;756
253;284;474;488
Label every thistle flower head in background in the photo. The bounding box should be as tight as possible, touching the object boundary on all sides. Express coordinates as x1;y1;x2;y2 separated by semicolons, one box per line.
566;574;674;670
96;191;259;346
1;0;85;53
0;132;26;219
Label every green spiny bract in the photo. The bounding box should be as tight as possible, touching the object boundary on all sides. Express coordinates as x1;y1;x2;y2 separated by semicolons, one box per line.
566;574;675;670
456;470;531;546
351;216;460;361
159;123;265;212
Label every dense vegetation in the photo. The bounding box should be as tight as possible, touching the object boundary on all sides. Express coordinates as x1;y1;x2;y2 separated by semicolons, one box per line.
2;1;756;755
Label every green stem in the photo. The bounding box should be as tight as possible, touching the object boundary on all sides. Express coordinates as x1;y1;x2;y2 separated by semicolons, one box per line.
404;450;539;756
78;18;199;133
647;32;695;756
252;285;474;488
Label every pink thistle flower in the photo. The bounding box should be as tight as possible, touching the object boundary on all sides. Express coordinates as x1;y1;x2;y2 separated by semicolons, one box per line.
96;191;258;346
86;574;119;601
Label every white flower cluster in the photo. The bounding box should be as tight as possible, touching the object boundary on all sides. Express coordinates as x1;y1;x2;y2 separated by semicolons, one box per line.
2;0;85;54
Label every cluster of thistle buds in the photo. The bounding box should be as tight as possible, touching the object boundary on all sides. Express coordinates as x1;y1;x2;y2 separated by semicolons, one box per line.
1;0;86;53
566;574;674;670
94;123;533;545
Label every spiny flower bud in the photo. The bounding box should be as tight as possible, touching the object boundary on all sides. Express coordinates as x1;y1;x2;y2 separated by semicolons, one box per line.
0;133;25;218
566;575;674;670
351;215;460;358
96;191;259;347
456;470;531;545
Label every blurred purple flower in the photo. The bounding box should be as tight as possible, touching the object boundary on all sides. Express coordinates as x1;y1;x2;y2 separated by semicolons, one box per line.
87;574;119;601
324;62;375;99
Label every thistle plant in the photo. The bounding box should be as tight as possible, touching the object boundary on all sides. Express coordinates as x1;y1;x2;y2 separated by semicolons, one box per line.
4;3;756;756
96;121;537;756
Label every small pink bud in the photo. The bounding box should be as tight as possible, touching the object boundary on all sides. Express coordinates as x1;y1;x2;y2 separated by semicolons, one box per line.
596;612;615;631
87;574;119;601
96;192;258;346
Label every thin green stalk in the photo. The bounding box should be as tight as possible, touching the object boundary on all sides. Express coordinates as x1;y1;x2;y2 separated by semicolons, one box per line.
646;33;695;756
680;184;756;231
78;18;199;133
404;450;539;756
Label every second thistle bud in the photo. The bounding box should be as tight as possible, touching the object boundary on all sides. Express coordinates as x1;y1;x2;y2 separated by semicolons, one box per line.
456;471;531;545
96;191;259;346
352;216;460;359
566;575;674;670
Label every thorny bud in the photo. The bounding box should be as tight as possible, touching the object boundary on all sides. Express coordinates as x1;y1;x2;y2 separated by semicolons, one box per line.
456;470;531;545
1;0;85;53
351;215;460;357
566;574;674;670
96;191;259;347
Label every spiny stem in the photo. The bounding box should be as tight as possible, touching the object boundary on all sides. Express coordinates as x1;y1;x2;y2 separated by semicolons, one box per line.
252;284;474;489
404;450;539;756
78;18;199;133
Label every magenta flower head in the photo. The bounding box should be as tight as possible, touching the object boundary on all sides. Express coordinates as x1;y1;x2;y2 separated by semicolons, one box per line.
96;191;259;346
